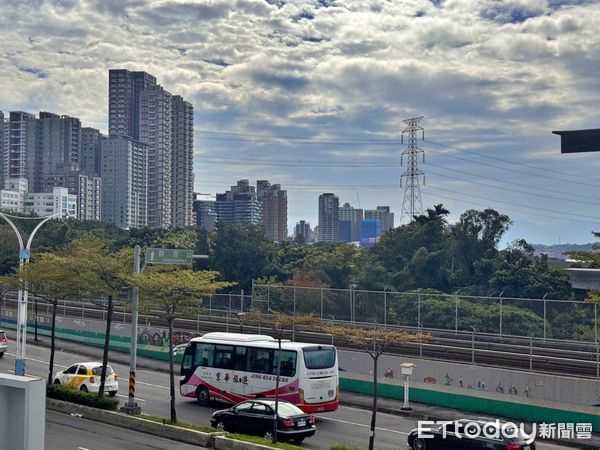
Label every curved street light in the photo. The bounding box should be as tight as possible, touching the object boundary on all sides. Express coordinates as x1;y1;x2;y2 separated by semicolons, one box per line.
0;211;63;375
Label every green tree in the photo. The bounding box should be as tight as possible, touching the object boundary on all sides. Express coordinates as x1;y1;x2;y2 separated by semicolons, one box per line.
449;208;511;287
133;269;232;422
210;223;274;290
2;252;76;382
62;235;132;396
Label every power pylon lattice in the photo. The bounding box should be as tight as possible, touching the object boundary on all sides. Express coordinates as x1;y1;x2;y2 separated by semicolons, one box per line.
400;116;425;223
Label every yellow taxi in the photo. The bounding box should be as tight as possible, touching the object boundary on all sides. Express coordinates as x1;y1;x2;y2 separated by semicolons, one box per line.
53;361;119;396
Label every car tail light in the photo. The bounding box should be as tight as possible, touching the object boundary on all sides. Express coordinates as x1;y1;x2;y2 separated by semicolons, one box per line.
298;388;304;403
309;416;316;424
0;337;7;343
114;374;117;380
89;377;95;384
280;419;295;427
506;444;523;450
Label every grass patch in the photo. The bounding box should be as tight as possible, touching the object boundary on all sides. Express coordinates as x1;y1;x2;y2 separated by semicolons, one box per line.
47;384;119;411
139;414;216;433
228;433;304;449
330;445;365;450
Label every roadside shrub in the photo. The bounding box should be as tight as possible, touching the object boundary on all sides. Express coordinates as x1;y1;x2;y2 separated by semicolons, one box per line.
47;384;119;410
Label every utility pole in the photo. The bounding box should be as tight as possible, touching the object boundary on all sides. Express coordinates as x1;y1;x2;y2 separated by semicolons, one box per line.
122;245;142;415
400;116;425;223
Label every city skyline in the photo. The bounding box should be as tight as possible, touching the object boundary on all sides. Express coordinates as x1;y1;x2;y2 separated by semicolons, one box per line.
2;1;600;244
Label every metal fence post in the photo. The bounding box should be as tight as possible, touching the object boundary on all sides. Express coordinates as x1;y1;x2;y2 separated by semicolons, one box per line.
241;289;244;313
209;295;212;318
454;297;458;334
384;291;387;327
499;293;503;337
595;303;598;345
543;298;547;341
293;287;296;317
320;289;324;320
596;343;599;379
529;335;533;372
417;294;421;328
267;286;270;313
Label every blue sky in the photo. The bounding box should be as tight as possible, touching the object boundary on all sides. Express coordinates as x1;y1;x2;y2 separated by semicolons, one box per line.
2;0;600;244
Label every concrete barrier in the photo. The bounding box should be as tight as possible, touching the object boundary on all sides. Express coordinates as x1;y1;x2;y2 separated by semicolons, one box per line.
214;435;284;450
46;398;221;447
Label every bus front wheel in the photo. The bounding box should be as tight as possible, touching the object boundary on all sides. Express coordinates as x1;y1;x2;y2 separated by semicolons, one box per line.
196;386;210;406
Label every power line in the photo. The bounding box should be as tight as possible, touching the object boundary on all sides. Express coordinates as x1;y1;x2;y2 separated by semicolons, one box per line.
423;186;600;226
425;145;600;189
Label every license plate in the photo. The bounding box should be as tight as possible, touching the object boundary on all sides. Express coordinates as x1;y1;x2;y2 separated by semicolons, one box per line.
523;446;531;450
297;420;306;427
328;389;334;397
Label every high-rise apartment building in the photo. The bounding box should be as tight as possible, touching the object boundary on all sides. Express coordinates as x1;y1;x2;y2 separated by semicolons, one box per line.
257;180;287;242
108;69;194;229
100;136;148;229
215;179;262;225
0;111;5;189
171;96;194;228
80;127;102;176
294;220;312;243
37;112;81;191
6;111;38;187
318;193;339;242
193;195;217;231
0;178;28;212
108;69;156;139
43;171;101;221
339;202;363;242
140;85;172;228
365;206;394;234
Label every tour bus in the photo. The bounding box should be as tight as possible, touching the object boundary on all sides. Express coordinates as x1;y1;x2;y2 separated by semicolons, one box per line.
180;332;339;413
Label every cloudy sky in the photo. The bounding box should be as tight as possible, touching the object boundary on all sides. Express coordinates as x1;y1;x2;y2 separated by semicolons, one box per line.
2;0;600;244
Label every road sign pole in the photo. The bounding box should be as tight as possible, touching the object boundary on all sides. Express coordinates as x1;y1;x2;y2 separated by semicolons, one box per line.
123;245;142;415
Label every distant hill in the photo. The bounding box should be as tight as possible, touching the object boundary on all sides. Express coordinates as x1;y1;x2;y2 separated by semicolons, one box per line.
533;243;595;260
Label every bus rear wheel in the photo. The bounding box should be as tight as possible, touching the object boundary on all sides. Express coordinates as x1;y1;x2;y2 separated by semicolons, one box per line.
196;386;210;406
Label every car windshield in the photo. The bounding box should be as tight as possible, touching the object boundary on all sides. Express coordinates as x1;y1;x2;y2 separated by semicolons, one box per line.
92;366;114;375
0;332;6;339
274;403;304;417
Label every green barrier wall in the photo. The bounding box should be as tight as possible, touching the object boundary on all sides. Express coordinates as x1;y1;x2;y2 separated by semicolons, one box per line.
5;318;598;430
340;378;600;431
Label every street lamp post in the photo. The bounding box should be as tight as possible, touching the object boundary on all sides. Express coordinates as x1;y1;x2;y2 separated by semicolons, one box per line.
0;211;62;376
383;286;392;327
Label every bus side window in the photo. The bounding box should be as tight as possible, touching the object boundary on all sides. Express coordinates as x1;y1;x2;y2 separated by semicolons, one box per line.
214;344;235;369
248;348;273;374
195;343;215;367
234;346;247;371
273;350;297;377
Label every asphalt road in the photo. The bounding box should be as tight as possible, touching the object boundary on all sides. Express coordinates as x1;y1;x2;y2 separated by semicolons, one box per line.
46;409;200;450
0;343;576;450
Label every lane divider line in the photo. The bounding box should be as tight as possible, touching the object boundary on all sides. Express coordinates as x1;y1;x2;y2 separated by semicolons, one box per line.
317;416;409;435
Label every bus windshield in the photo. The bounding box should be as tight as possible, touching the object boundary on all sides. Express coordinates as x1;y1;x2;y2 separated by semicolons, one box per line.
303;348;336;369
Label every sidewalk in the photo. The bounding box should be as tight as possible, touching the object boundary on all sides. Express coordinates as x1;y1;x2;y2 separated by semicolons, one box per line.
8;330;600;450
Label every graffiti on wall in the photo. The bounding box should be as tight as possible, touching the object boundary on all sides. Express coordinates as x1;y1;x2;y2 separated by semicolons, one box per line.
137;327;200;350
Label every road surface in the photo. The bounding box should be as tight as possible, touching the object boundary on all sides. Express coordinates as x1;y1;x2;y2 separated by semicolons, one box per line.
0;342;577;449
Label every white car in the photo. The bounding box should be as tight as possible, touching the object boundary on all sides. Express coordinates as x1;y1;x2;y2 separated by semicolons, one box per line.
0;330;7;358
53;362;119;396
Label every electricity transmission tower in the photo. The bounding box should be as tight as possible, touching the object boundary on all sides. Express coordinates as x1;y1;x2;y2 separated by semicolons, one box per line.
400;116;425;223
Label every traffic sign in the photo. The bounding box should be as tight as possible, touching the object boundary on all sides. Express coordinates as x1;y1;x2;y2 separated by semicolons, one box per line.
145;248;193;265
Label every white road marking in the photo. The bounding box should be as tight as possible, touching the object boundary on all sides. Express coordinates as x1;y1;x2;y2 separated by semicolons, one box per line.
116;394;146;402
78;447;93;450
317;416;409;435
6;352;168;390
